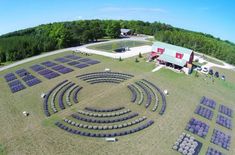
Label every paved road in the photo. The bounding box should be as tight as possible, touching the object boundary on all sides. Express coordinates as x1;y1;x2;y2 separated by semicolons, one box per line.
0;47;77;72
78;45;152;59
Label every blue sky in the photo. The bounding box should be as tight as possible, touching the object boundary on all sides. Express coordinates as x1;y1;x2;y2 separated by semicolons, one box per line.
0;0;234;42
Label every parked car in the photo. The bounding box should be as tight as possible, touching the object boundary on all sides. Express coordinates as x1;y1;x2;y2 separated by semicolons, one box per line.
214;71;219;78
209;69;213;75
197;66;202;71
221;75;225;81
203;67;208;73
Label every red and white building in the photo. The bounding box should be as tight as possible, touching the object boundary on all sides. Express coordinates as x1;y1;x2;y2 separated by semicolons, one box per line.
150;41;194;70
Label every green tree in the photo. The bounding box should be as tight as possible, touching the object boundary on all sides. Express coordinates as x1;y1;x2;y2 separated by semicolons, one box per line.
106;21;121;38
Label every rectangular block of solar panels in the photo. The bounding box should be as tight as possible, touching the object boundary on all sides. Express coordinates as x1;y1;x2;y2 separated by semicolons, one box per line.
74;63;89;69
52;65;65;71
43;72;60;79
10;83;26;93
41;61;57;67
219;105;233;118
4;73;15;78
16;69;30;77
79;58;91;62
67;61;80;66
30;64;45;72
26;78;41;87
22;74;36;82
51;65;74;74
200;96;216;109
65;55;81;60
54;57;70;63
57;68;74;74
8;79;21;87
85;60;100;65
38;69;53;75
15;68;27;74
4;73;17;82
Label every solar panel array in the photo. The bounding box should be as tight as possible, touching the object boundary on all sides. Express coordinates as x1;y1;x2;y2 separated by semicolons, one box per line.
7;77;26;93
64;54;100;69
30;55;100;80
51;64;74;74
31;62;74;79
4;68;42;93
38;68;60;79
178;97;234;154
4;73;17;82
3;54;100;94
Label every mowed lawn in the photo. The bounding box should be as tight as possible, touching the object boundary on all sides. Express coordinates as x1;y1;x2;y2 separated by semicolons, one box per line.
87;40;153;52
0;51;235;155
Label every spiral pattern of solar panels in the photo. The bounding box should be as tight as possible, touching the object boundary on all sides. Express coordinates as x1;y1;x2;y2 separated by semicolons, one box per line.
42;71;168;138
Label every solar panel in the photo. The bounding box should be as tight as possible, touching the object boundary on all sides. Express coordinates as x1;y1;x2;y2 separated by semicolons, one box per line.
58;68;73;74
79;58;91;62
41;61;57;67
8;80;21;87
54;57;70;63
52;65;65;71
4;74;17;82
26;78;41;87
65;55;81;60
67;61;80;66
75;63;89;69
30;64;45;72
85;60;100;65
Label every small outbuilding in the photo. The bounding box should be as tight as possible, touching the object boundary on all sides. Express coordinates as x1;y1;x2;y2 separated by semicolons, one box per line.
120;29;131;36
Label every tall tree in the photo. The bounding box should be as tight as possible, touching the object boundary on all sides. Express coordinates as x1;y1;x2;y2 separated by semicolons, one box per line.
106;21;121;38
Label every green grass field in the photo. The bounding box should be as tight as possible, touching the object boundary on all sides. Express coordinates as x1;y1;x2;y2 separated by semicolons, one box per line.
194;53;224;66
0;50;234;155
87;40;153;52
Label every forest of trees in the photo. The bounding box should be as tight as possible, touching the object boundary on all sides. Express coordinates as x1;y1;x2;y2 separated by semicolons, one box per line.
0;19;235;65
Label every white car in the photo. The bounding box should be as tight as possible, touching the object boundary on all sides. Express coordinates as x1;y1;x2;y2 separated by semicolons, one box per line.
202;67;208;73
197;67;202;71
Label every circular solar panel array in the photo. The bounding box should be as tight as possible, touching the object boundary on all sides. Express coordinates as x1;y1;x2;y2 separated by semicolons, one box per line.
43;80;83;117
41;71;167;138
127;79;167;115
55;107;154;138
77;71;134;84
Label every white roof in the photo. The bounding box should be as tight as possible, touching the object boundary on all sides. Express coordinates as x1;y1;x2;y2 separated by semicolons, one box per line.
121;29;131;33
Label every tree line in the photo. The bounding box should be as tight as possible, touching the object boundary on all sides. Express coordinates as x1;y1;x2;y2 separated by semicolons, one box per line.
0;19;234;65
154;29;235;65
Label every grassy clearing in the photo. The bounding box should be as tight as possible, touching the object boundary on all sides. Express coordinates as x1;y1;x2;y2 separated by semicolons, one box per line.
195;53;224;66
87;40;152;52
0;144;6;155
204;56;224;66
193;61;207;67
0;51;234;155
211;67;235;84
